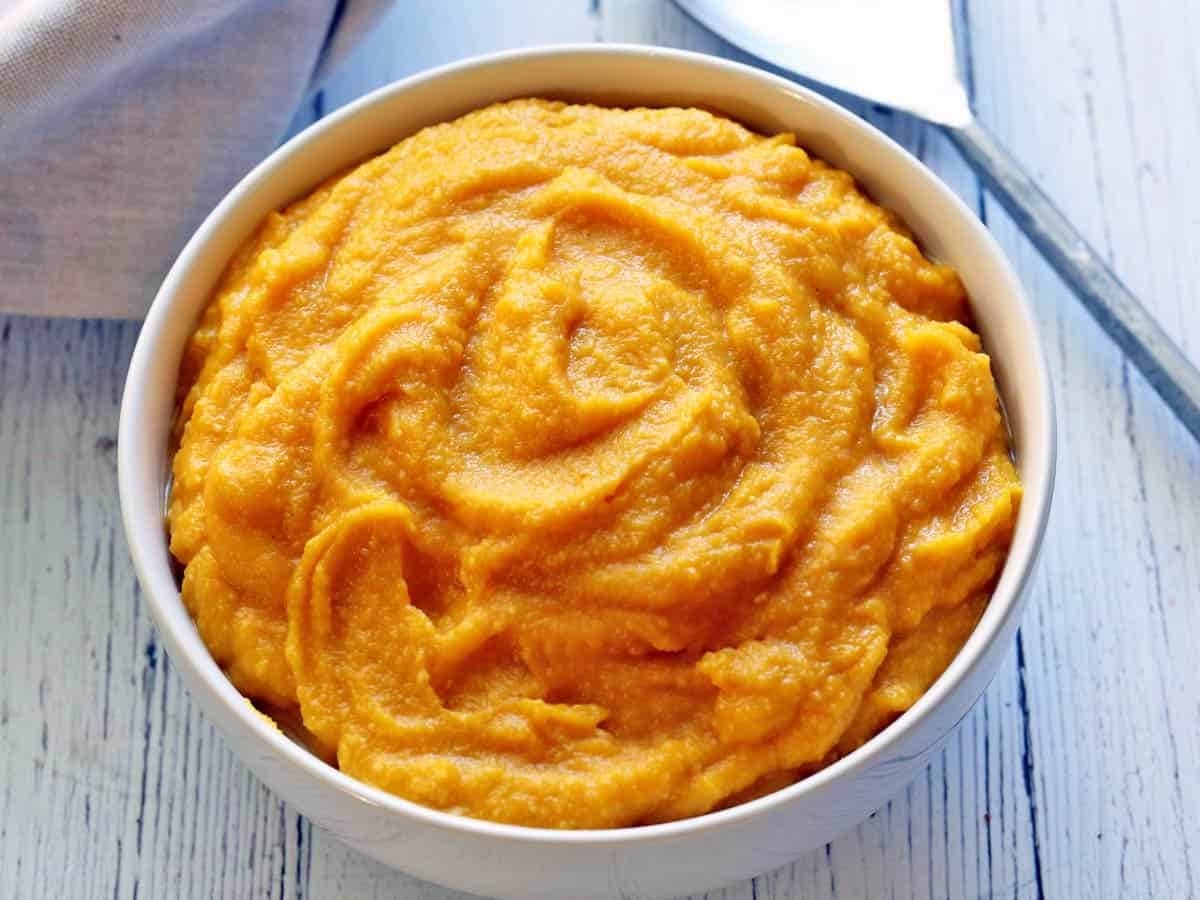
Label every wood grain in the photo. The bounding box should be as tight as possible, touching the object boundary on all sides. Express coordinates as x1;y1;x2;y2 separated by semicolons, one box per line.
2;1;1197;898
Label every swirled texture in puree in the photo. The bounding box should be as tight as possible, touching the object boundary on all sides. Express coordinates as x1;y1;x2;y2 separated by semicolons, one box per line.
169;99;1021;828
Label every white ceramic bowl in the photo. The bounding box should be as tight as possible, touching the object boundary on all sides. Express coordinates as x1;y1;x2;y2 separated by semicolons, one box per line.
118;45;1055;900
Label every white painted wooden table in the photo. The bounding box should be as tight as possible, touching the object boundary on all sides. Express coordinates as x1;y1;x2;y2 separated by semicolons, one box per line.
3;2;1198;897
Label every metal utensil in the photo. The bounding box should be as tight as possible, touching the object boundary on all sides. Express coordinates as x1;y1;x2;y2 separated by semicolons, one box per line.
677;0;1200;441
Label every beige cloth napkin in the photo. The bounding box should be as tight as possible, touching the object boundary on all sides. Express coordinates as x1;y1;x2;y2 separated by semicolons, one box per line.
0;0;390;318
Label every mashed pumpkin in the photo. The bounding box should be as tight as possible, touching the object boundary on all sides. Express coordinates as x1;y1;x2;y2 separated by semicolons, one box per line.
168;99;1021;828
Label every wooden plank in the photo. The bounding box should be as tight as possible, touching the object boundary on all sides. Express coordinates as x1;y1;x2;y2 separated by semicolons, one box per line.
966;2;1200;898
318;0;599;113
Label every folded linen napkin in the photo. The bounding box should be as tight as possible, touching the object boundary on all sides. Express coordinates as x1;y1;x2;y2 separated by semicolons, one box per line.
0;0;390;318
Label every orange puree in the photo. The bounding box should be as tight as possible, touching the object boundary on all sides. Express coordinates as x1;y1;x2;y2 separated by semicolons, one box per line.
168;100;1021;828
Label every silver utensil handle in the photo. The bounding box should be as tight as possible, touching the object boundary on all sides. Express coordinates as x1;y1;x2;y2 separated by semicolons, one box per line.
945;118;1200;442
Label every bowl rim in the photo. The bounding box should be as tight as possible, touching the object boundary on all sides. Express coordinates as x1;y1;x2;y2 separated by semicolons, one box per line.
118;42;1056;846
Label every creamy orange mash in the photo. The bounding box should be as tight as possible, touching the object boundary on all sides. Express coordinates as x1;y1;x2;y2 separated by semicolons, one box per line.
168;99;1021;828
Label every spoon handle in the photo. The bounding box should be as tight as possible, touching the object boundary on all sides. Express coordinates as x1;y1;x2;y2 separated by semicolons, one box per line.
944;118;1200;442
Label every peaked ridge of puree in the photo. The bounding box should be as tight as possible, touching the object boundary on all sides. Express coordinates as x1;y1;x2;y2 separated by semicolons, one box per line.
168;99;1022;829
